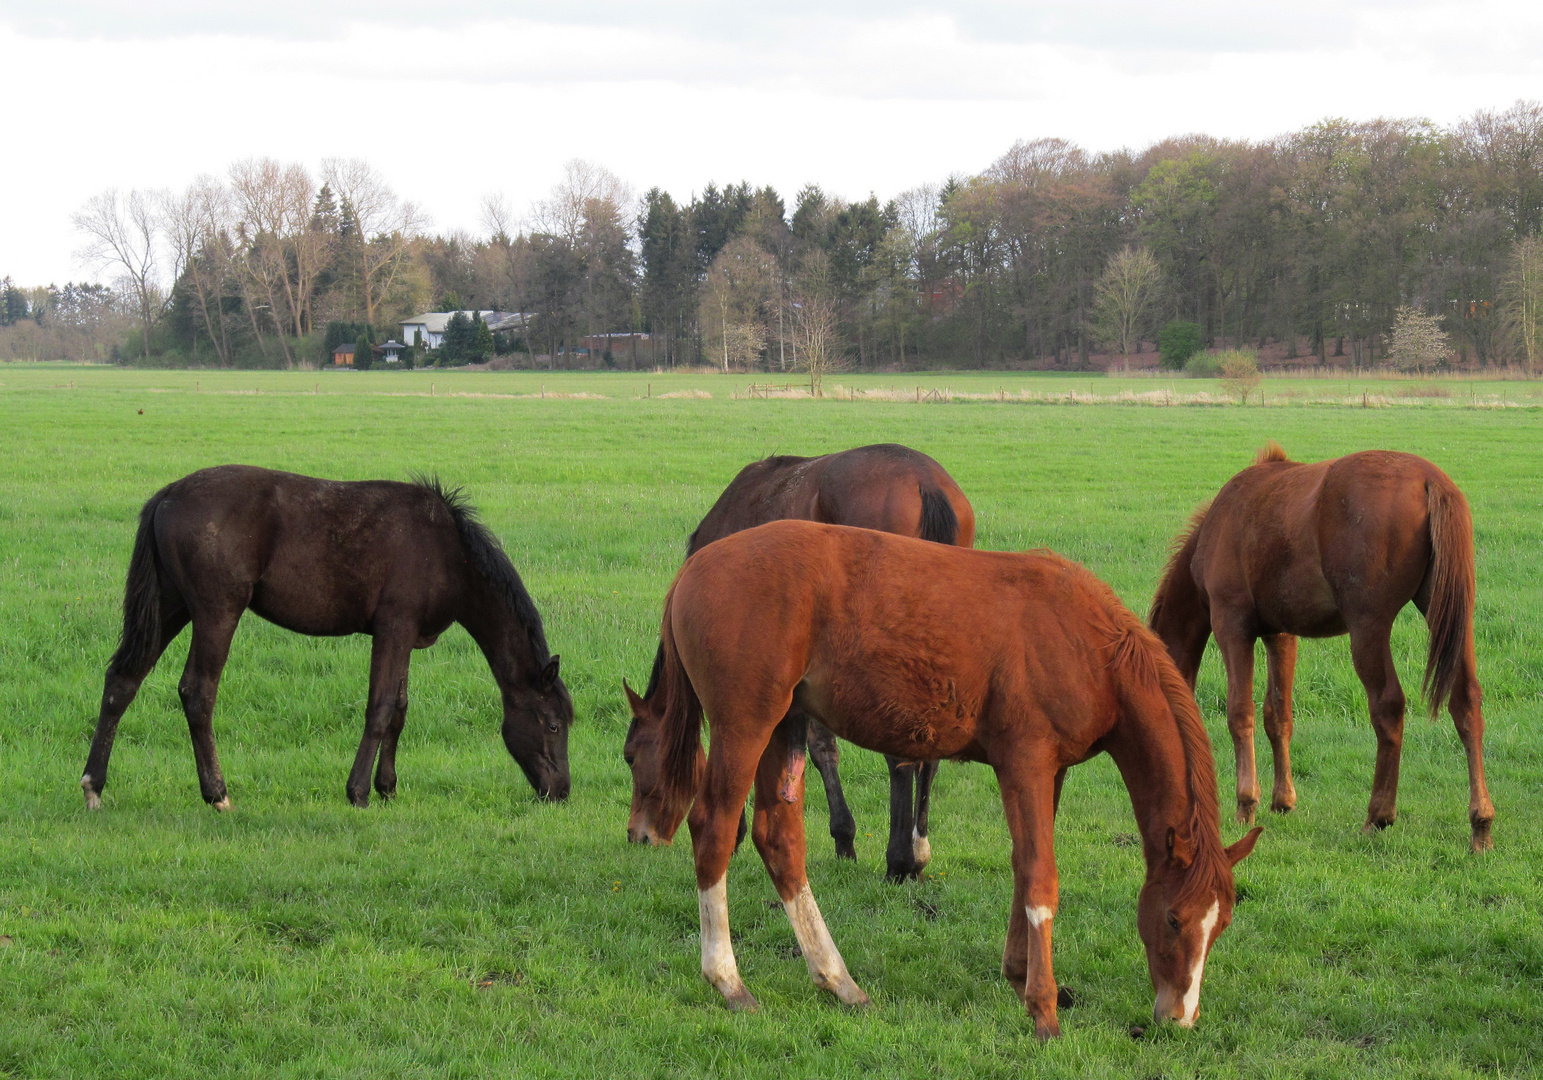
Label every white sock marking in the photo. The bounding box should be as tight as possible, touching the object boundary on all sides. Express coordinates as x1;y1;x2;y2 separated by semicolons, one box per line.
698;878;743;993
1026;904;1055;929
911;826;931;867
1178;901;1221;1026
784;883;866;1003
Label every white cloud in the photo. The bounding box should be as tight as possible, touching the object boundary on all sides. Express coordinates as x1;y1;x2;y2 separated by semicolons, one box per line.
1;3;1540;283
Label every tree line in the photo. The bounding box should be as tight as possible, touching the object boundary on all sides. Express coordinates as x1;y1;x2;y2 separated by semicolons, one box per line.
7;100;1543;372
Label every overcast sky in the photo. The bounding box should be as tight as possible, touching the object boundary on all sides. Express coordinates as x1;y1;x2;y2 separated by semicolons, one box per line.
3;1;1541;284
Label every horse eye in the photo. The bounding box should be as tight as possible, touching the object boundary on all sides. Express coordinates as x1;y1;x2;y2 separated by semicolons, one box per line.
1166;912;1181;932
546;720;560;733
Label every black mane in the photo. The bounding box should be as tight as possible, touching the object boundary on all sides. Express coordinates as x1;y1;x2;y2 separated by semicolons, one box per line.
414;476;552;664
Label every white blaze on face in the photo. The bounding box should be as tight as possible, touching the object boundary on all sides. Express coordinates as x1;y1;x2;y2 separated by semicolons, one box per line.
1177;900;1221;1027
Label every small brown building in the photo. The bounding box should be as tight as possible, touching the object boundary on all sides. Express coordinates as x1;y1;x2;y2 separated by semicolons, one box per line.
332;343;357;366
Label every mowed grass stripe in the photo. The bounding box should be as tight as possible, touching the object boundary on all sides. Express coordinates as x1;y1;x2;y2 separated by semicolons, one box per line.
0;368;1539;1078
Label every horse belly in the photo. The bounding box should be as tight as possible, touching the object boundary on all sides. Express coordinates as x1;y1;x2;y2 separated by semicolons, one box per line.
794;663;980;761
1254;569;1345;638
249;575;373;637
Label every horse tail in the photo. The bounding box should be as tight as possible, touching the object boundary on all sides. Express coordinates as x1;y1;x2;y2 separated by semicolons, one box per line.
655;582;706;824
1423;473;1477;718
918;484;960;545
109;488;169;678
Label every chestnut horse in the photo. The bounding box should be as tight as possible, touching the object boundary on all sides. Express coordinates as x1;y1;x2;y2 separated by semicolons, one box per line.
82;466;572;811
627;521;1259;1038
625;443;976;879
1149;444;1494;851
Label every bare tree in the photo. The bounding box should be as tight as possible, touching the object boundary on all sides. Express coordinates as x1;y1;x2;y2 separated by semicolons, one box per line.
323;158;426;326
1388;306;1450;372
791;251;843;396
700;235;776;371
531;159;632;245
163;177;236;365
72;188;167;359
1092;246;1165;360
1501;235;1543;374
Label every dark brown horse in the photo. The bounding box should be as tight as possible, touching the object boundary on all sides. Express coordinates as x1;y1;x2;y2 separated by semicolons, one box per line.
1149;444;1494;851
81;465;572;811
625;442;975;880
627;521;1259;1038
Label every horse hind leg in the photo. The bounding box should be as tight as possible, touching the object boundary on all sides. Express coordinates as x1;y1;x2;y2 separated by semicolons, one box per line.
1348;618;1405;834
753;719;869;1007
82;607;190;808
1446;656;1495;851
1262;634;1299;814
178;609;243;810
805;719;857;860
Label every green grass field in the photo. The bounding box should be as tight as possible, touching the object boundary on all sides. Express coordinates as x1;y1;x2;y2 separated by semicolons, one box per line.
1;365;1540;1078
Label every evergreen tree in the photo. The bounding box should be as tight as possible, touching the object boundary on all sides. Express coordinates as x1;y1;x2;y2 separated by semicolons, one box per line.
438;310;472;366
0;277;28;326
353;328;374;370
468;312;494;363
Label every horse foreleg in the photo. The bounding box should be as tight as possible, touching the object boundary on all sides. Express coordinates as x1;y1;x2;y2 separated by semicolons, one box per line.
373;669;411;800
178;610;241;810
82;609;189;809
688;725;765;1011
913;758;939;869
884;757;921;881
1446;655;1495;851
1262;634;1299;814
805;720;857;860
1215;625;1261;824
996;753;1061;1039
1349;619;1404;833
348;634;413;808
754;722;869;1007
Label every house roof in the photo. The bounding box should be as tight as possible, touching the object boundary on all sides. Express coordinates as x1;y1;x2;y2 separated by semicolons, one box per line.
401;310;527;334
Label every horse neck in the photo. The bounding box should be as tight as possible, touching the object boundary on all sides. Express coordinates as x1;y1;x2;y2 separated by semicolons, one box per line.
1149;542;1209;682
1105;698;1205;871
461;593;542;693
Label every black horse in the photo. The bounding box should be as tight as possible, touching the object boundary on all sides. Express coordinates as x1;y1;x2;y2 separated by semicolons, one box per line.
624;443;975;880
81;465;572;811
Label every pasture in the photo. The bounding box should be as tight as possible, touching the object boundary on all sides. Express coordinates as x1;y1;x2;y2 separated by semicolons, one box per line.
1;365;1540;1078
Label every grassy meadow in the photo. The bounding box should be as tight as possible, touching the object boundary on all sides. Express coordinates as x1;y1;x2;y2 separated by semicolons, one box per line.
1;364;1540;1078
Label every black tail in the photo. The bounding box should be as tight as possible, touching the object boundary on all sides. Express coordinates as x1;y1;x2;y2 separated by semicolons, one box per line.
110;490;168;678
919;486;959;545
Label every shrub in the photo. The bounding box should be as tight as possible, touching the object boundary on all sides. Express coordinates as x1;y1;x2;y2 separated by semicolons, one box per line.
1183;351;1221;378
1388;305;1449;373
1157;321;1203;370
1217;348;1261;403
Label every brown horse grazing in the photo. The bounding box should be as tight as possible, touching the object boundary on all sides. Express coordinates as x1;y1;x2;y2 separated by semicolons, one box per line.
626;521;1259;1038
81;466;572;811
625;443;975;880
1149;444;1494;851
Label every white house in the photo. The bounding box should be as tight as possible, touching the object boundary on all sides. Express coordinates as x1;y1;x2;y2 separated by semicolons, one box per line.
400;311;532;350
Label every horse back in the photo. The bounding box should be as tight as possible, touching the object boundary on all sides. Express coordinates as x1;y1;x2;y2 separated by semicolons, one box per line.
151;465;464;636
686;444;973;555
671;521;1121;764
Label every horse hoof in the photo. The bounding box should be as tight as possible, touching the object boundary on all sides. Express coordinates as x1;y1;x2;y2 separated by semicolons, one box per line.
212;797;232;813
1470;821;1494;852
83;790;102;811
1360;818;1392;836
833;840;857;860
722;986;759;1012
1270;801;1295;815
1034;1017;1063;1040
835;981;871;1008
1236;802;1257;825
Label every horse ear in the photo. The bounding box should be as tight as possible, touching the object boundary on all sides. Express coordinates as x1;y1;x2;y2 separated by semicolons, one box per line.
1166;826;1194;868
541;655;560;689
1225;826;1263;867
622;678;645;714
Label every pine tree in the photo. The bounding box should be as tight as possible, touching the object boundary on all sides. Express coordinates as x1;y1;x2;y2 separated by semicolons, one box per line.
353;328;374;371
469;312;495;363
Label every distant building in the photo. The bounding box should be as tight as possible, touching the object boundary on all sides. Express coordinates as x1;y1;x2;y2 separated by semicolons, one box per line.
332;343;357;366
400;311;532;350
378;340;405;365
580;332;653;365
